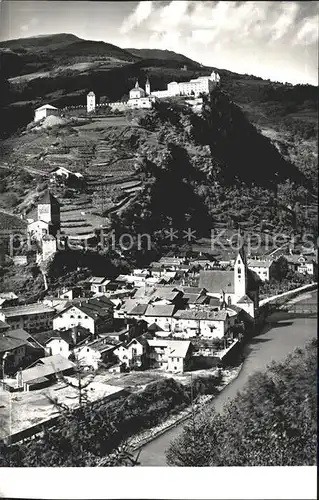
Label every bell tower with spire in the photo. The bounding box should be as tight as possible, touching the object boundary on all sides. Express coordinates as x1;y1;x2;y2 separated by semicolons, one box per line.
234;245;247;299
145;77;151;96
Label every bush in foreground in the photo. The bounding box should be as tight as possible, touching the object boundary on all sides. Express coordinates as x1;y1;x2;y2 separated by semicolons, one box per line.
166;338;317;466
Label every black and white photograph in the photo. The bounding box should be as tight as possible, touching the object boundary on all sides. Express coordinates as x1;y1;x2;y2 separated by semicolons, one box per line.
0;1;317;498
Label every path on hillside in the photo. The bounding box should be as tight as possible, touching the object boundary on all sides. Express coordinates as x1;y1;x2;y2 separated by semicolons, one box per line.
138;290;317;466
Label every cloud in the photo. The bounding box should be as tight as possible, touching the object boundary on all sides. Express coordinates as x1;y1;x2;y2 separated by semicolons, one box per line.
295;15;319;45
120;1;153;34
120;1;318;48
119;1;318;84
20;17;39;33
270;2;299;41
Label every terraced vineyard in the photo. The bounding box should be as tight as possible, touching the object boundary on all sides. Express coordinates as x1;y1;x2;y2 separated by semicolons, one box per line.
0;114;149;240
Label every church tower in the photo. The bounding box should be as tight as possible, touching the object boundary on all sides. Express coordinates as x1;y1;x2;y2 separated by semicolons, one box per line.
145;77;151;96
87;91;96;113
234;246;247;299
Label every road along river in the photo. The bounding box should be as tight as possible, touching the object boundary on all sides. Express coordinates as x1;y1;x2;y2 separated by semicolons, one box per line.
138;290;317;466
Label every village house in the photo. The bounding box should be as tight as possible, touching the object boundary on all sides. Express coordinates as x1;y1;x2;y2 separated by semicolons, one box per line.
188;254;217;270
199;248;259;318
143;304;176;331
0;328;45;376
49;166;84;188
74;337;117;370
53;296;113;335
44;325;92;358
34;104;59;122
0;303;56;333
90;277;111;294
0;320;10;333
15;354;75;392
286;254;317;276
114;336;149;370
148;287;185;308
158;257;186;271
0;292;19;309
172;308;238;339
247;259;276;281
147;339;193;373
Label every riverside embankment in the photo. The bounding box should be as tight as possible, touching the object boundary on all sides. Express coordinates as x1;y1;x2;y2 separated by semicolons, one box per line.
137;289;317;466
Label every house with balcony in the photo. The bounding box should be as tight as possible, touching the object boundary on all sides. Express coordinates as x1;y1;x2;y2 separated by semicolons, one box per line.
147;339;193;373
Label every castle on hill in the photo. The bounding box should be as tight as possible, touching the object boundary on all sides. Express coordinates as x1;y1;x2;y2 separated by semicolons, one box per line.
86;69;221;113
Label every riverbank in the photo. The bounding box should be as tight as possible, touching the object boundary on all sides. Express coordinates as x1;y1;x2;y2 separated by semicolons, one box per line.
128;365;242;453
137;289;317;466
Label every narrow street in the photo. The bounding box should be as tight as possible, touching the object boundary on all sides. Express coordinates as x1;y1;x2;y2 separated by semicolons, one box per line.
138;290;317;466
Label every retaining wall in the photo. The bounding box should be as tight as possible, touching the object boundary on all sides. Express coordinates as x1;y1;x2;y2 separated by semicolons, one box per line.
259;282;317;307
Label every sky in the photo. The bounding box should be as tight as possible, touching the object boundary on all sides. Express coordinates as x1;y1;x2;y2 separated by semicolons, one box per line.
0;0;318;85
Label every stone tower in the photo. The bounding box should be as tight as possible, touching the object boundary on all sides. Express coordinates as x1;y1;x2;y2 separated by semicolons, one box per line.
37;190;60;235
234;246;247;299
145;77;151;96
87;91;96;113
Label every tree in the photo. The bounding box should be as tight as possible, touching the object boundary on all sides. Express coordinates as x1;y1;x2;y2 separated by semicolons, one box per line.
166;408;224;466
166;339;317;466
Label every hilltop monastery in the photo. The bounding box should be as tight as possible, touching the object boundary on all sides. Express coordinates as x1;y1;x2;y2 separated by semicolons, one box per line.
86;69;221;111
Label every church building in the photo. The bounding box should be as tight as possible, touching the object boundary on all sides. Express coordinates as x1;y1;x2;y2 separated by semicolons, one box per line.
199;247;260;318
127;78;155;109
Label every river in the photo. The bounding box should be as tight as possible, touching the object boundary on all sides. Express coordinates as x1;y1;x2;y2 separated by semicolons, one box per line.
138;290;317;466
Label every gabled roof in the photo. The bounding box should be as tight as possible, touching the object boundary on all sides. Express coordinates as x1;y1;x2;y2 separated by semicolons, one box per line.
90;276;111;285
127;303;148;316
0;292;18;300
237;294;254;304
182;287;206;295
1;303;55;318
174;309;229;321
124;335;148;349
20;355;75;383
0;320;10;330
145;304;175;317
0;330;30;353
286;254;313;264
55;299;112;321
167;340;191;359
150;288;181;302
248;260;273;268
36;104;58;111
199;270;234;294
159;257;183;266
80;338;114;353
148;322;163;332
